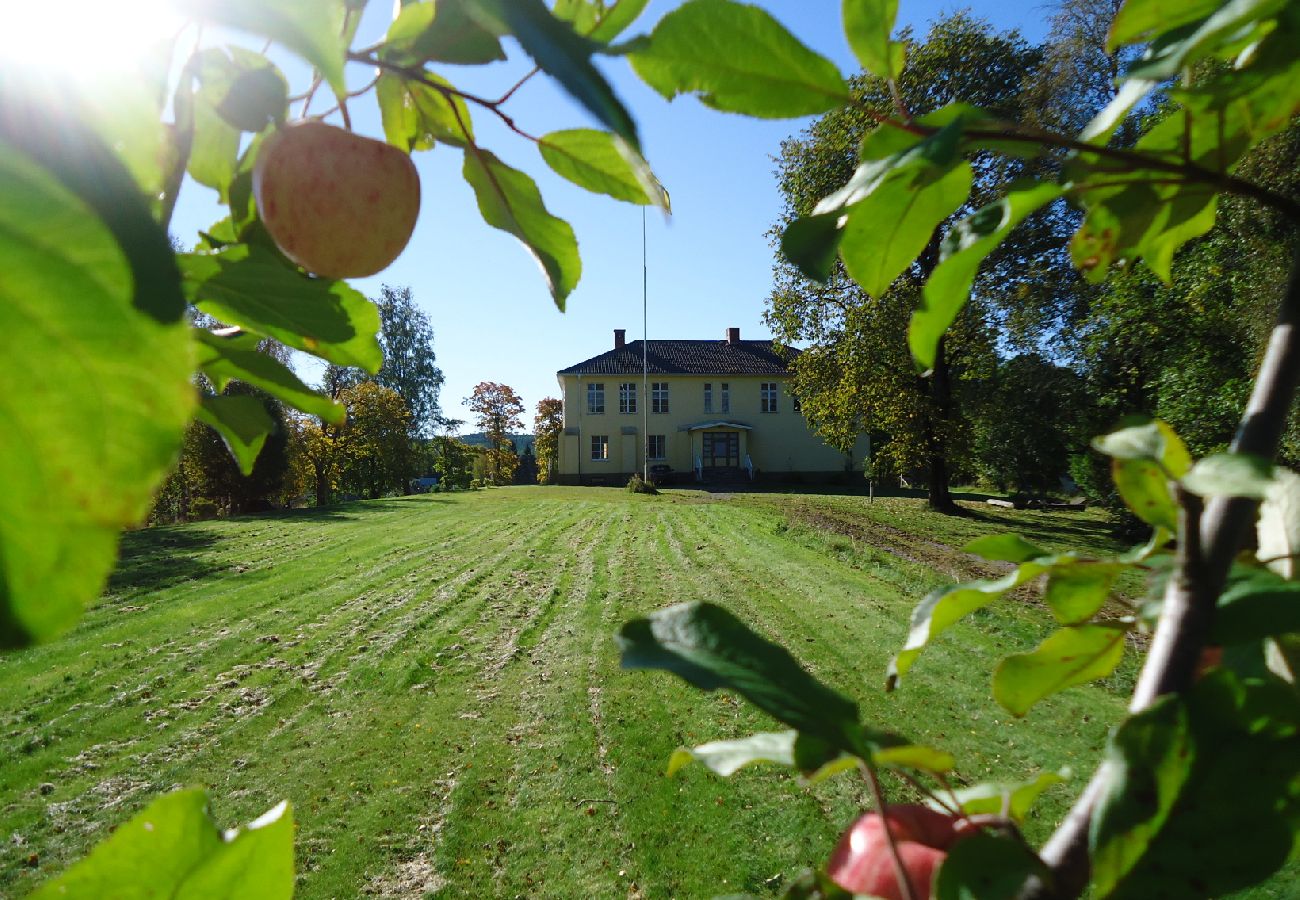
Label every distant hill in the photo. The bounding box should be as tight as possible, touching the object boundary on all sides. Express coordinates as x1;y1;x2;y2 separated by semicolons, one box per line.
459;432;535;454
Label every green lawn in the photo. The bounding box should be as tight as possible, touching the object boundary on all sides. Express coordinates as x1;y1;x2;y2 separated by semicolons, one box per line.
0;488;1286;897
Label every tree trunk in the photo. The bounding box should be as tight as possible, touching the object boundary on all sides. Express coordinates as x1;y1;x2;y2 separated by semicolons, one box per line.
923;335;960;514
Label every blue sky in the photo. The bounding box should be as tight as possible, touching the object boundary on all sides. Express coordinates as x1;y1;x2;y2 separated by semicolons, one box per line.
163;1;1051;432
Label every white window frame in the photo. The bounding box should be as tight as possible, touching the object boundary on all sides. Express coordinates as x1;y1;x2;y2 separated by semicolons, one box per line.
647;434;666;460
619;382;637;414
651;381;670;414
703;382;713;414
761;382;778;413
587;382;605;414
590;434;609;460
720;382;730;413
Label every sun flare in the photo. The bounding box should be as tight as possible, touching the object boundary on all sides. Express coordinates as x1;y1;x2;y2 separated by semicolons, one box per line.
0;0;180;76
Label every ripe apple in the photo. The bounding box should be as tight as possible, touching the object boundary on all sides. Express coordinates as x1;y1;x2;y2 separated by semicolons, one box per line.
253;120;420;279
826;804;968;899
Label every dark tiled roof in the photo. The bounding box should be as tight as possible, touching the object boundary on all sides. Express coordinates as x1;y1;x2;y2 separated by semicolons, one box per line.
558;340;798;376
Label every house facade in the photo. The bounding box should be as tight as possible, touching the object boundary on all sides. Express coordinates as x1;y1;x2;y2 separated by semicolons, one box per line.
555;327;867;485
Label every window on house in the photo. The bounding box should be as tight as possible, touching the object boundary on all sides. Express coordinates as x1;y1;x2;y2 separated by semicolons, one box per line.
591;435;609;460
587;383;605;414
651;382;669;414
793;394;802;414
703;383;713;414
647;434;666;460
720;382;730;413
619;382;637;414
761;382;778;413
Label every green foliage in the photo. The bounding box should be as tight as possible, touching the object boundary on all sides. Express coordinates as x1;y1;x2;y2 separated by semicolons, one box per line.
992;624;1129;717
533;397;564;484
31;788;293;899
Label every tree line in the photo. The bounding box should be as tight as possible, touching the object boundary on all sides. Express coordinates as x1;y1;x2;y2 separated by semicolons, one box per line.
769;0;1299;513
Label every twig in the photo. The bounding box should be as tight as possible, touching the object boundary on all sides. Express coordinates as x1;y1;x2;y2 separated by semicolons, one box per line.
860;762;917;900
496;65;540;105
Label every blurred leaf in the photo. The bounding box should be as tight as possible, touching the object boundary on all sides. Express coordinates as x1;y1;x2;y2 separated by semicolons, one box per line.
935;831;1047;900
195;330;345;423
889;560;1057;687
841;162;972;299
376;71;474;152
1093;417;1192;477
382;0;505;66
963;534;1048;564
910;181;1062;371
1212;567;1300;645
1108;0;1223;48
618;601;863;751
463;149;581;309
554;0;649;41
187;96;240;200
177;0;348;99
179;245;382;372
843;0;904;79
539;128;667;207
1044;562;1124;624
1122;0;1284;82
780;212;844;283
1258;468;1300;578
936;770;1068;822
197;394;276;476
1112;457;1178;531
871;743;955;774
32;789;293;899
1181;452;1275;498
630;0;849;117
667;730;798;777
993;624;1128;716
469;0;639;149
0;129;192;650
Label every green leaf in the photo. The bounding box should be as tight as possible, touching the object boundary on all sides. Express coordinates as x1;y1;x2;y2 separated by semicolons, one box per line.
0;136;192;649
843;0;904;79
187;95;241;200
469;0;639;150
1070;182;1218;283
667;730;797;777
381;0;506;66
195;330;345;424
1181;452;1275;498
1108;0;1223;48
963;534;1048;564
192;47;289;134
1091;673;1300;898
1043;562;1124;624
462;149;581;309
934;831;1047;900
909;181;1062;372
197;395;276;476
1092;417;1192;477
1112;457;1179;531
177;0;348;99
937;770;1068;822
178;245;383;372
780;213;844;283
538;128;667;207
840;162;972;299
1122;0;1285;82
1212;567;1300;645
1258;468;1300;578
376;71;475;153
871;743;955;774
1;75;184;323
993;624;1128;716
554;0;650;42
629;0;850;117
888;560;1056;688
1089;695;1194;894
32;789;293;899
618;601;862;751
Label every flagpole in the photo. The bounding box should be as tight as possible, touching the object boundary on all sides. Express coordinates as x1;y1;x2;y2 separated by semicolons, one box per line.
642;206;649;483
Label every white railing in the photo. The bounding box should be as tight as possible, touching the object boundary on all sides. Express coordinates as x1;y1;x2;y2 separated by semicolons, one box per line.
744;454;754;481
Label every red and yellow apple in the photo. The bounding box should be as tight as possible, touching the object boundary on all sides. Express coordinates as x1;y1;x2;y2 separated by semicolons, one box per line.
826;804;973;899
253;120;420;279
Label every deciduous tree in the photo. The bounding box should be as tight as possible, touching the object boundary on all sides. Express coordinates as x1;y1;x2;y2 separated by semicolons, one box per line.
533;397;563;484
465;382;524;485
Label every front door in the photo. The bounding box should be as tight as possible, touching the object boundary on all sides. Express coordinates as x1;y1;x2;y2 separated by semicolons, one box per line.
702;431;739;470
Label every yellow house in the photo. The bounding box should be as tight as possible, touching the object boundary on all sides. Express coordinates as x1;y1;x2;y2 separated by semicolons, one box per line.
555;327;867;485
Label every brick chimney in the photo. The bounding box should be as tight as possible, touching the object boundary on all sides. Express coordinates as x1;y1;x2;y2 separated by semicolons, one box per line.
726;327;740;344
614;329;626;349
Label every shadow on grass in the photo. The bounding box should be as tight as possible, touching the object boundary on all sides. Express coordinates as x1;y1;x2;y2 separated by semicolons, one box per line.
108;527;224;595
